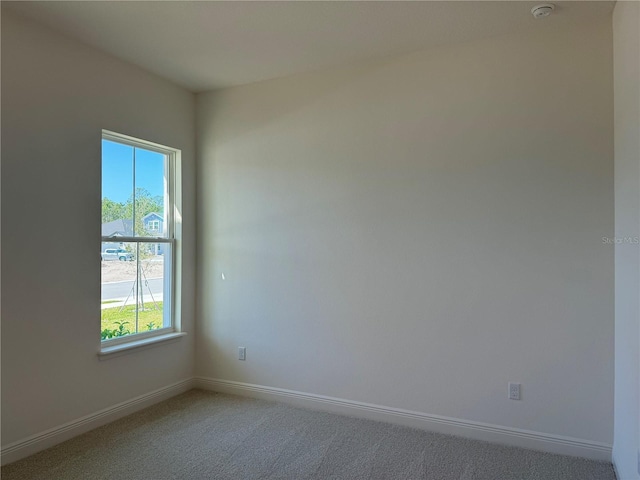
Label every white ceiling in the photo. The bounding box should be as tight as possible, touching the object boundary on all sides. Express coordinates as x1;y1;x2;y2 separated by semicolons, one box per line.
3;1;615;92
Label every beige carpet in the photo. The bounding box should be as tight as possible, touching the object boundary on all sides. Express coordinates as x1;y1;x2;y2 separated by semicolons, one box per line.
1;390;616;480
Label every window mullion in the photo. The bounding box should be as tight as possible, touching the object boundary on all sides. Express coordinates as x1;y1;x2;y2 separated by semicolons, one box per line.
101;236;172;243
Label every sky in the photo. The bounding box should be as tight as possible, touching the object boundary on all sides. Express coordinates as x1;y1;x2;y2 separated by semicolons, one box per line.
102;139;165;203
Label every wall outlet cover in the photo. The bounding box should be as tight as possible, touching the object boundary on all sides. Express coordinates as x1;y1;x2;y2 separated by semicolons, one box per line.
508;382;521;400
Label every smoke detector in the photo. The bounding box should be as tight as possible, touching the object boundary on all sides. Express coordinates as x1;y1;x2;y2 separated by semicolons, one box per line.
531;3;555;18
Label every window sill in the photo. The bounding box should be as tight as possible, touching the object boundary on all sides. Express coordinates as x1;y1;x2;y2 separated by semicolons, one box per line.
98;332;187;360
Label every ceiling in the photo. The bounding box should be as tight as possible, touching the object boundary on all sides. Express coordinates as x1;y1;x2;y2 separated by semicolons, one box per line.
3;1;615;92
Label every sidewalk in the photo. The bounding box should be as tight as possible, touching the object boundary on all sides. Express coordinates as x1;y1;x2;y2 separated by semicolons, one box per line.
101;294;164;310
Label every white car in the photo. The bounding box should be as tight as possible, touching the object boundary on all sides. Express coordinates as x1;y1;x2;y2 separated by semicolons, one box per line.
101;248;134;261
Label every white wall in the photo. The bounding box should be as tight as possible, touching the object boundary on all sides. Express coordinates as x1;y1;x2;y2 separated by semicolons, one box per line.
196;20;614;446
1;10;196;448
613;1;640;478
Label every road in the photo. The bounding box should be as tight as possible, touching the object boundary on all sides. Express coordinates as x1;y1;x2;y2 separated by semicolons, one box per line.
102;277;163;301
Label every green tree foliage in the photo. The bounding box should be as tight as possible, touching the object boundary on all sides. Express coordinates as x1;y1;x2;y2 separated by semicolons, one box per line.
130;188;164;235
101;188;164;234
101;198;128;223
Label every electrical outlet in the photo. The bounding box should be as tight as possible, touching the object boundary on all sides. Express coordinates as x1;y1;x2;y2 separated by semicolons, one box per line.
508;382;521;400
238;346;246;361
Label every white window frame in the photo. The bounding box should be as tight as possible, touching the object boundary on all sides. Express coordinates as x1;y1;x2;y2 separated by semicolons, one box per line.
100;130;184;355
148;219;160;231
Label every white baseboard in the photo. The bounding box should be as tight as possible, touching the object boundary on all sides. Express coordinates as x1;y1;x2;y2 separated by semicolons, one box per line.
2;376;613;467
1;378;194;466
194;376;612;462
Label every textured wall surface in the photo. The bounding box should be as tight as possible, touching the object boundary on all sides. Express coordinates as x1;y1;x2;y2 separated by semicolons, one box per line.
1;11;196;446
196;20;614;445
613;1;640;478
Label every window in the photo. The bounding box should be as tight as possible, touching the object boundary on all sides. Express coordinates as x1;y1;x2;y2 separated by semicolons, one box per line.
101;130;180;347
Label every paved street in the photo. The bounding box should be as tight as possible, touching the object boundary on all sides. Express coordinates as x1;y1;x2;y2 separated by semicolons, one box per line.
102;277;163;301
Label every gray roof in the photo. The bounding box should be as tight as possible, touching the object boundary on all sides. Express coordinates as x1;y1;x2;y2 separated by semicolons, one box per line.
102;219;133;237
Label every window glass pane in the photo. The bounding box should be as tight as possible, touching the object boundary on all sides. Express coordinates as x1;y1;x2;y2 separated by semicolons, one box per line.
134;148;167;238
102;140;134;235
101;241;138;340
138;242;166;333
101;241;166;338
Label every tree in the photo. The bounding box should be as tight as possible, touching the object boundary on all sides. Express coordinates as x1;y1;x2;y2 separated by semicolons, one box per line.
101;198;127;223
125;188;164;236
102;188;163;232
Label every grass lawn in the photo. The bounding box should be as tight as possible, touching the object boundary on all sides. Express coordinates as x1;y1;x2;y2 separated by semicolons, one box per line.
101;301;163;338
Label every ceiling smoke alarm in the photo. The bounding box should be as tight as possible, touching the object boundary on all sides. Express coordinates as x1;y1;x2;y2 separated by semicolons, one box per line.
531;3;555;18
